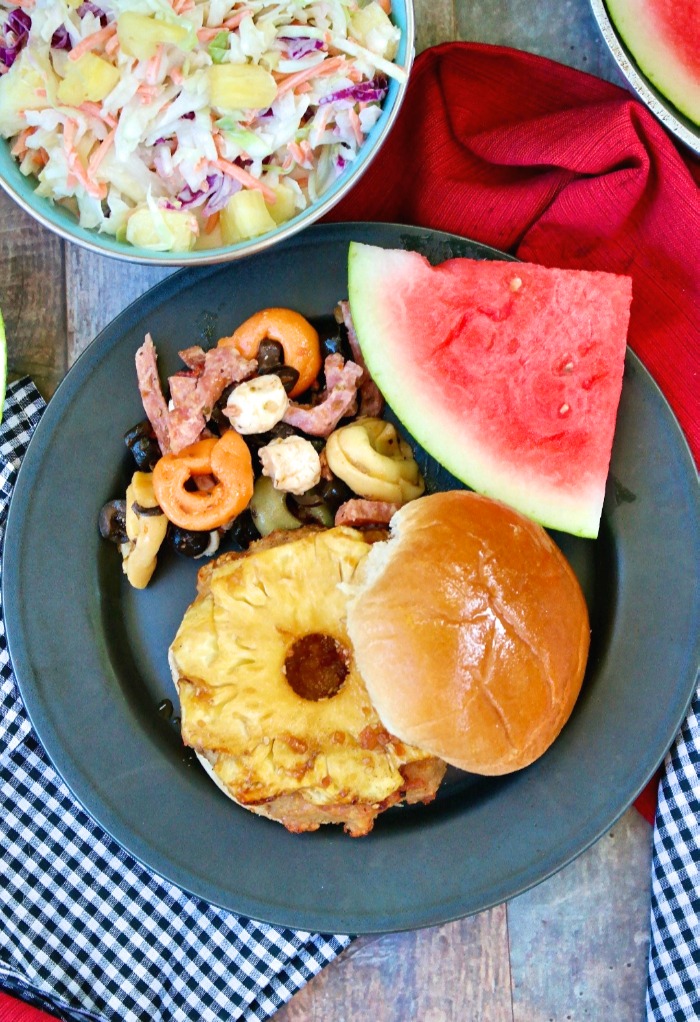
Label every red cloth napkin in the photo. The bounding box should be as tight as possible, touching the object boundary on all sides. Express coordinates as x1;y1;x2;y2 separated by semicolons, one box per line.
328;41;700;825
2;41;698;1022
0;995;53;1022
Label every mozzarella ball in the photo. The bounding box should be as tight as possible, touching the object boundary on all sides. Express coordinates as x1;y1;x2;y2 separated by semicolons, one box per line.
226;375;289;435
259;436;322;495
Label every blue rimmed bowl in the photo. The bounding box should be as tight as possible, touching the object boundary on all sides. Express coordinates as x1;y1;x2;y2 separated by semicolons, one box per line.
0;1;414;264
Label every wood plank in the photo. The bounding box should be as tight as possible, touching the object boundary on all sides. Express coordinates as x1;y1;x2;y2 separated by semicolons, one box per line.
414;0;456;54
508;807;652;1020
276;906;513;1022
64;246;173;364
454;0;628;85
0;192;66;398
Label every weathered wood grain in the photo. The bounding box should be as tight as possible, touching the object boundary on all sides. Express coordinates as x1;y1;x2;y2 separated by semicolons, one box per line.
276;907;513;1022
65;246;173;363
454;0;628;85
414;0;456;54
0;190;66;398
508;808;652;1021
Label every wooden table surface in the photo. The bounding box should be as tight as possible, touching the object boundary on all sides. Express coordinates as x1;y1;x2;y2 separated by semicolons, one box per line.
0;2;657;1020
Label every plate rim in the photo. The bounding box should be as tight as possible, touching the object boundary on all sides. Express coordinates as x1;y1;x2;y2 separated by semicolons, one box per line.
4;221;700;934
589;0;700;154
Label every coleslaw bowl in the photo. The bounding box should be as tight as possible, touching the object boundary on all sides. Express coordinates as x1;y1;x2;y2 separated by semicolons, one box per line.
0;0;414;265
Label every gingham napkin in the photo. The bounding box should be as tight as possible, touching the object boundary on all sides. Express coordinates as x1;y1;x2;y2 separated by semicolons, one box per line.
647;696;700;1021
0;378;351;1022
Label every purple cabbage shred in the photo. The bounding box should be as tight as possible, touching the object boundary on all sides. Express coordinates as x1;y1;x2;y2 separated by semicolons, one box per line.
50;25;72;50
0;9;31;68
278;36;324;60
175;174;240;216
77;2;108;26
319;74;388;107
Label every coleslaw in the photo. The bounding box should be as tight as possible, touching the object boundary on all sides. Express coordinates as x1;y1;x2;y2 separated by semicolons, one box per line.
0;0;405;251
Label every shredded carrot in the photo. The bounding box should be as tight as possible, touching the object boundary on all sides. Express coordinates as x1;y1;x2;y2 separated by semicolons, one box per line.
11;126;37;157
34;88;47;98
204;212;220;234
8;0;34;8
136;84;160;103
378;0;392;13
313;104;332;137
33;148;49;167
347;106;364;146
287;140;314;168
196;26;221;42
79;101;117;128
105;32;119;55
169;66;184;85
145;44;164;85
275;55;347;97
63;118;107;199
214;158;276;202
87;127;115;176
197;10;250;41
69;23;117;62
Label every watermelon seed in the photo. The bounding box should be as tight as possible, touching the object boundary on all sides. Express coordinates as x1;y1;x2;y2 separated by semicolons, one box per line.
558;403;571;417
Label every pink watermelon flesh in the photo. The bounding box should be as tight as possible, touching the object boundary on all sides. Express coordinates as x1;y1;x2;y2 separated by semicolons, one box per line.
347;243;632;538
606;0;700;125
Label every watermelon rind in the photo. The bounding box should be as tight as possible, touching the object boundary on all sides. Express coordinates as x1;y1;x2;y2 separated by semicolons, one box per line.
605;0;700;126
347;242;630;539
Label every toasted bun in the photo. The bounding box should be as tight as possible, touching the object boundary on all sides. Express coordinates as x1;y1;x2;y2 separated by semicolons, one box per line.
346;492;590;775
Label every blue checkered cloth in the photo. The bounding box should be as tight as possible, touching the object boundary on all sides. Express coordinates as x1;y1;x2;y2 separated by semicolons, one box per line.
647;687;700;1021
0;379;351;1022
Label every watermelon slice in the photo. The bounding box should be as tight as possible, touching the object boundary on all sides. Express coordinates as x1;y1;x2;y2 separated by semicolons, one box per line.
347;243;632;539
606;0;700;126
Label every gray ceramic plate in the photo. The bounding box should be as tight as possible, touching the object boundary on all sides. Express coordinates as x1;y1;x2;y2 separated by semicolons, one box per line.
4;222;700;934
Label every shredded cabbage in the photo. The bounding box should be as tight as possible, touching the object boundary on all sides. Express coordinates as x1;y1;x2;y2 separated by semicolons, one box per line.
0;0;404;251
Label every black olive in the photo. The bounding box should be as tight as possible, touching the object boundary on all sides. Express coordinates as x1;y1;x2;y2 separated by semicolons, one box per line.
228;508;260;549
205;408;225;436
318;476;354;512
242;421;297;470
286;492;333;527
99;499;128;544
168;526;210;558
124;420;161;470
271;365;300;394
131;502;164;517
302;433;326;455
256;339;284;372
157;698;174;720
315;314;352;362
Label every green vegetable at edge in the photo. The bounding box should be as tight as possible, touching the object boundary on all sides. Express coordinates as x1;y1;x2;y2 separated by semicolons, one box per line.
208;31;229;64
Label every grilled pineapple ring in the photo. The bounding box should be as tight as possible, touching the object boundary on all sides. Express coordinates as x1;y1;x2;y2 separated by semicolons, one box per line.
169;527;445;836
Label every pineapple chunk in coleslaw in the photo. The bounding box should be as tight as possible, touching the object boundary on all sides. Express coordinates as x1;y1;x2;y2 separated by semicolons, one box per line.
0;0;405;251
